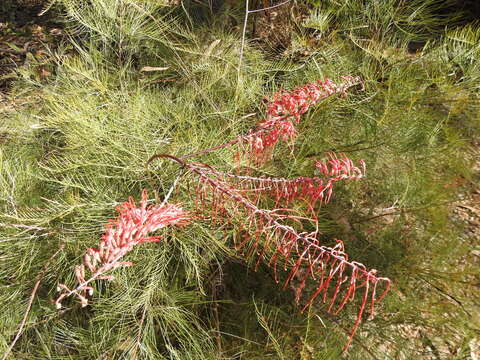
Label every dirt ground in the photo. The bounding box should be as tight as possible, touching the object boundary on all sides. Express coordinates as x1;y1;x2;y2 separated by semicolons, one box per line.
0;2;64;93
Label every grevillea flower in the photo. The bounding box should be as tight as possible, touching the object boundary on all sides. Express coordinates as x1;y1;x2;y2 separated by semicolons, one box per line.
185;153;365;207
192;161;388;350
55;190;190;308
245;76;362;162
264;77;356;124
315;153;366;180
148;154;390;350
56;74;387;350
180;76;362;163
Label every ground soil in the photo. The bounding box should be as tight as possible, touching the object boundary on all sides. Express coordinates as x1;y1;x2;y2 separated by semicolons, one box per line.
0;3;64;93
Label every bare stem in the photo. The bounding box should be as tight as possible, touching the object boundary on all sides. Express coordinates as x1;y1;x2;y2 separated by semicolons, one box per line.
248;0;290;13
2;245;64;360
161;169;185;207
237;0;249;82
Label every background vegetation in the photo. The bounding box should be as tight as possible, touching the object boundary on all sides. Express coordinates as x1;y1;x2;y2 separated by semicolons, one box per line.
1;0;479;358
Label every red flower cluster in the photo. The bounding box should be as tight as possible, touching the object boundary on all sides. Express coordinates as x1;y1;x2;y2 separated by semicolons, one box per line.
316;153;366;179
247;76;361;161
191;153;365;207
182;76;361;162
164;155;389;350
58;76;390;351
264;78;343;124
55;190;189;308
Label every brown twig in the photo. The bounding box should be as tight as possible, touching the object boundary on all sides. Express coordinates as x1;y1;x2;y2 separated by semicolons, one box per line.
417;276;471;317
2;244;64;360
0;42;31;56
131;306;148;360
248;0;291;13
353;200;460;224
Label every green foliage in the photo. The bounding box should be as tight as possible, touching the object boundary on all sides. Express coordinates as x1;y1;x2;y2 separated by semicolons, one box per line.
1;0;479;358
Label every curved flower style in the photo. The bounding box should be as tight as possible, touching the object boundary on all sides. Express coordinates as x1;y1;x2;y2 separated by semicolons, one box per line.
55;190;190;308
246;76;362;162
315;153;366;180
148;154;390;350
182;76;362;162
188;153;365;207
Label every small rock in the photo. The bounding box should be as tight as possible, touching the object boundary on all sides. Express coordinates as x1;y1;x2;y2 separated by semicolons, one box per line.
470;338;480;360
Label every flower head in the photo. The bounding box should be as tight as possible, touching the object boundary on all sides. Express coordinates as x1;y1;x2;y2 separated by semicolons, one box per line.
55;190;189;308
247;76;361;162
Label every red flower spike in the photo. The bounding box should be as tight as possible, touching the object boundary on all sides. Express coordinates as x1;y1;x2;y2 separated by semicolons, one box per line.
315;153;366;180
180;76;362;162
243;76;362;163
55;190;190;308
151;154;390;351
141;74;383;351
187;154;365;208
